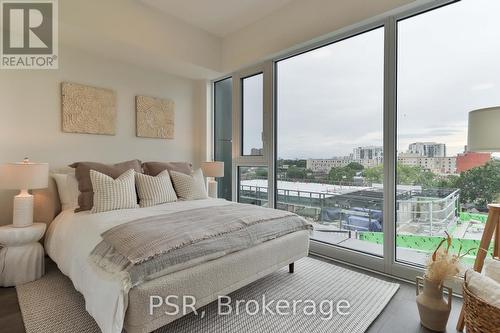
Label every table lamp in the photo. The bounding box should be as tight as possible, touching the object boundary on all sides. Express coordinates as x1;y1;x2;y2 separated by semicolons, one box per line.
0;158;49;227
457;106;500;331
201;161;224;198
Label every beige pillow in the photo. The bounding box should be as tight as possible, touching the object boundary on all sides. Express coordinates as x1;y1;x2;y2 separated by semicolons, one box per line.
52;173;79;211
466;269;500;308
170;169;208;200
135;170;177;207
90;169;138;213
485;258;500;284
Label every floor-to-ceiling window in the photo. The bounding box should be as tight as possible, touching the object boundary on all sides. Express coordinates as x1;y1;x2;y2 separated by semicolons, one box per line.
395;0;500;267
214;0;500;278
275;28;385;256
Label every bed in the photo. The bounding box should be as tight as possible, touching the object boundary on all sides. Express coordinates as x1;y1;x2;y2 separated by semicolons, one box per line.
34;177;311;333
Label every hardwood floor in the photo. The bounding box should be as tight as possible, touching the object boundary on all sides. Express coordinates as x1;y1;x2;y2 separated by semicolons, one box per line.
0;286;25;333
313;255;463;333
0;256;463;333
365;273;462;333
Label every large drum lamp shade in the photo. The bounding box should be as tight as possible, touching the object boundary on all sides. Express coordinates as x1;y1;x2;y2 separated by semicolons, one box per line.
468;107;500;152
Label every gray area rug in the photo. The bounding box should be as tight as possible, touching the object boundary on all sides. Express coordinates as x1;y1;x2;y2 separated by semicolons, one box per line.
17;257;399;333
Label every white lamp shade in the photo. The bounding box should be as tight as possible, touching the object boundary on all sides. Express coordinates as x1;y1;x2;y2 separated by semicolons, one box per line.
468;107;500;152
0;162;49;190
201;161;224;178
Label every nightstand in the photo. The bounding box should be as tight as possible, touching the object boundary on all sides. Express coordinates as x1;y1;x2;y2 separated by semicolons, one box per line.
0;223;46;287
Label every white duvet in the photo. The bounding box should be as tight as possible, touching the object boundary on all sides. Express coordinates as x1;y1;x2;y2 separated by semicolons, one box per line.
45;198;230;333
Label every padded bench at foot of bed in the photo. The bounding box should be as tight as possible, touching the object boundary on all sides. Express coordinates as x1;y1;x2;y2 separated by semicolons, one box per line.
124;230;310;333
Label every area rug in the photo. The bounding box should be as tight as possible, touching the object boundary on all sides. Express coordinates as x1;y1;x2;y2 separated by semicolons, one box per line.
17;257;399;333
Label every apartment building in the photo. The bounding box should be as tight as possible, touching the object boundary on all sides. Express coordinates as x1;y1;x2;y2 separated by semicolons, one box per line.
398;153;457;174
408;142;446;157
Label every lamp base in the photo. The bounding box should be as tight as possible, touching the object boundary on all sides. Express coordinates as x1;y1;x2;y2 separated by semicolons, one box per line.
207;179;218;199
13;190;34;228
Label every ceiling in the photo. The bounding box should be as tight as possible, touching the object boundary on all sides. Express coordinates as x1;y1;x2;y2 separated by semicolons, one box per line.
139;0;295;37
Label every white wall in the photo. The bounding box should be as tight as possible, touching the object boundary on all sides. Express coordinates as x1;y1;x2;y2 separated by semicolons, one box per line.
60;0;223;79
0;45;206;225
57;0;424;78
222;0;417;72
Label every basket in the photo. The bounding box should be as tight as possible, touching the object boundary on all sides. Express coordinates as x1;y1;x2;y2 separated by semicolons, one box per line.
463;282;500;333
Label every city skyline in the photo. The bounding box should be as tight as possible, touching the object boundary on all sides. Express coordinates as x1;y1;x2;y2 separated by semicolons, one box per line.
279;142;467;160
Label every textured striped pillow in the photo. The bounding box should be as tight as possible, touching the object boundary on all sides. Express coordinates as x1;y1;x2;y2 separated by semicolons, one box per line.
170;169;208;200
90;169;138;213
135;170;177;207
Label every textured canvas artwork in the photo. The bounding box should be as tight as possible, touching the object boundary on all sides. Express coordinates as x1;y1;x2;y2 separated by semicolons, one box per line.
136;95;175;139
61;82;117;135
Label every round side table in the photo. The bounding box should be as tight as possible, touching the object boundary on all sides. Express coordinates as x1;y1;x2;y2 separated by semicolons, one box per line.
0;223;46;287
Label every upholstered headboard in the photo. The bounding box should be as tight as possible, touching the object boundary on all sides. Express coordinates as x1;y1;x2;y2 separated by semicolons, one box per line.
33;176;61;226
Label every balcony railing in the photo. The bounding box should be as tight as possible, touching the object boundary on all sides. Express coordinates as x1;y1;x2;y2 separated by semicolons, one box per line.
239;182;460;237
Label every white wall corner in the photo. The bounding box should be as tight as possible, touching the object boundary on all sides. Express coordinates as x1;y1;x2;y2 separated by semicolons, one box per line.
220;0;425;73
192;79;213;168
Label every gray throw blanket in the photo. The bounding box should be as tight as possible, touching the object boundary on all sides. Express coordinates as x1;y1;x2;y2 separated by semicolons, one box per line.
90;203;312;287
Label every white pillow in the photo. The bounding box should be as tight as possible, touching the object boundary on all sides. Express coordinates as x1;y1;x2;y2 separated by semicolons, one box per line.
90;169;138;213
466;269;500;308
135;170;177;207
484;258;500;284
170;168;208;200
52;173;79;211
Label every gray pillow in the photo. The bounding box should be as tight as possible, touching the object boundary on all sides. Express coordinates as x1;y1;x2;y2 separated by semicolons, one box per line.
142;161;193;176
69;160;142;212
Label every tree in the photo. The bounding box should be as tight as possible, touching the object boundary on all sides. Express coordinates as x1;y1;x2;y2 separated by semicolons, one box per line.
346;162;364;171
328;162;366;183
363;165;383;183
278;159;307;168
396;164;436;187
455;161;500;210
367;161;500;209
255;168;268;178
363;164;439;186
286;165;307;179
329;166;355;183
434;174;459;189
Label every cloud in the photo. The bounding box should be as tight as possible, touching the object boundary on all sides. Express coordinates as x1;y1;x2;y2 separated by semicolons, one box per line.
276;0;500;159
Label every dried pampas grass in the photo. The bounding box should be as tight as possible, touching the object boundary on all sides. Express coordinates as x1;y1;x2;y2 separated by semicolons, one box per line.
424;232;473;285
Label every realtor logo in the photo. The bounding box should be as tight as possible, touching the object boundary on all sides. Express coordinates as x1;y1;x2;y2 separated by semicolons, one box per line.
1;0;58;69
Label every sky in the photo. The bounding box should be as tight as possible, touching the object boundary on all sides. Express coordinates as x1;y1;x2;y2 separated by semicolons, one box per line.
242;74;264;155
269;0;500;159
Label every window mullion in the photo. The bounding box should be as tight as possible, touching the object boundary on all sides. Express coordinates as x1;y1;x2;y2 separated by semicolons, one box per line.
383;16;397;275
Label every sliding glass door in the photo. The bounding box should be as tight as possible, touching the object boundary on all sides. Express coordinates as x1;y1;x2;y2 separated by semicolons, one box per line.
276;28;385;257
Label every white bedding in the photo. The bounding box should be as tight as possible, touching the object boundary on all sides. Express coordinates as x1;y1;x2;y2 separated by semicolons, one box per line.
45;198;232;333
